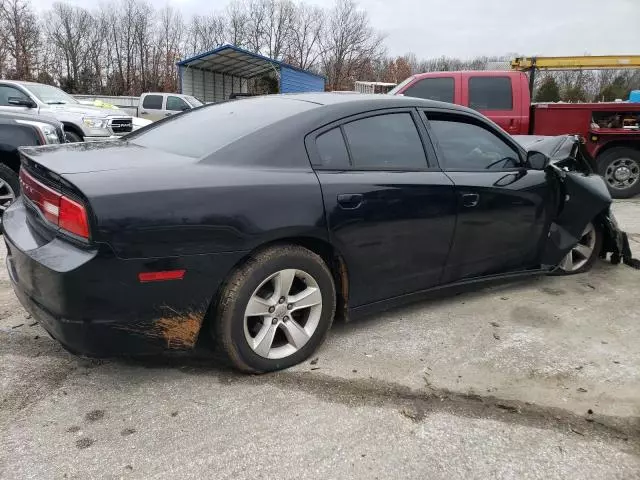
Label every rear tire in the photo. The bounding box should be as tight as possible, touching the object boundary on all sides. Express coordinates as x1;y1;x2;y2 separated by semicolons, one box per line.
64;129;83;143
214;245;336;373
598;147;640;199
551;222;602;276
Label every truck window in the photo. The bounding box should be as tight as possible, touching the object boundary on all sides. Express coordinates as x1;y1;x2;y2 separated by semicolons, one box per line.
468;77;513;111
0;85;30;106
402;77;454;103
166;96;189;111
428;116;520;170
142;95;163;110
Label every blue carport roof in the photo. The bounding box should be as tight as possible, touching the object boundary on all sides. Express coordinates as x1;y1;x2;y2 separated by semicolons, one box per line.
177;44;325;80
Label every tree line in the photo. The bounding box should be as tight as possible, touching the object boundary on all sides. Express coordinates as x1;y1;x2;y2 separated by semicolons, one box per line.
0;0;638;101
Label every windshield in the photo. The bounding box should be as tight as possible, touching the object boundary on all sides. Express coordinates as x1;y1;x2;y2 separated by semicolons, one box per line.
27;84;78;105
387;76;415;95
184;95;203;107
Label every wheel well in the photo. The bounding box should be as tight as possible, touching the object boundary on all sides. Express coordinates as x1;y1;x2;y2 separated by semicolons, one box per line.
0;149;20;172
61;122;83;139
595;141;640;160
198;236;350;349
244;236;350;321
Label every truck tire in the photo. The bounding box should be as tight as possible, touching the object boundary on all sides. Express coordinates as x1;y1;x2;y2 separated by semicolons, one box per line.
597;147;640;199
64;129;83;143
0;163;19;222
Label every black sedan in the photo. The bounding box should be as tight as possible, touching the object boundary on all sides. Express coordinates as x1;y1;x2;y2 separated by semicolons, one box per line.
2;94;632;372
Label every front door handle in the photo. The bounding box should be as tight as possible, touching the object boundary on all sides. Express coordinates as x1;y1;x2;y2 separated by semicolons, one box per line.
337;193;363;210
140;111;148;115
461;193;480;208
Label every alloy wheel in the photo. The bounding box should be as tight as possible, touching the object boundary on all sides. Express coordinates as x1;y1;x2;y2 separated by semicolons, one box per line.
558;222;597;272
243;269;323;359
0;178;16;216
604;157;640;191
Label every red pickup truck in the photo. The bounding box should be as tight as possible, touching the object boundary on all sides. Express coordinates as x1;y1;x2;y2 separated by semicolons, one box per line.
390;70;640;198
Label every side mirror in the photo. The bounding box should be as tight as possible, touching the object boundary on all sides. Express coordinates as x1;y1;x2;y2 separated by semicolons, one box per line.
8;97;36;108
181;105;190;111
527;151;550;170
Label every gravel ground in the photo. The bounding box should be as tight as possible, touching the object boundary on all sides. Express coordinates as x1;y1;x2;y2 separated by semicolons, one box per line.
1;200;639;480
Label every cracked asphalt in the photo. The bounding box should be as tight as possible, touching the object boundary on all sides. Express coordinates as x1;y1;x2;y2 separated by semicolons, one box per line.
1;199;640;479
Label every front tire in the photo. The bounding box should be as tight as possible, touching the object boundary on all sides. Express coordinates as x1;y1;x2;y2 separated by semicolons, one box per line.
0;164;19;223
214;245;336;373
64;129;83;143
598;147;640;199
552;222;602;275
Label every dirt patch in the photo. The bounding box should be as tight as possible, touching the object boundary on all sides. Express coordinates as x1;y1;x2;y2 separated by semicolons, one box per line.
154;312;203;348
85;410;105;422
75;437;95;449
510;305;559;328
540;287;566;296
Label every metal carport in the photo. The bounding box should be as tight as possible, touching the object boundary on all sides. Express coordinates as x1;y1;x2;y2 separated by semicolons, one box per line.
177;44;325;103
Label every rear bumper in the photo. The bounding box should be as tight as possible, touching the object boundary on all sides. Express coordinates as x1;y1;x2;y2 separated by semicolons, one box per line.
3;198;245;356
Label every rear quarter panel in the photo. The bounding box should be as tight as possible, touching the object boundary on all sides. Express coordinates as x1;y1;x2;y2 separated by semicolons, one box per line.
65;163;328;259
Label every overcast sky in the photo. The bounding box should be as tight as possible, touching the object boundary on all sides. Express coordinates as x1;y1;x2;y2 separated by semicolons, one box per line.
30;0;640;59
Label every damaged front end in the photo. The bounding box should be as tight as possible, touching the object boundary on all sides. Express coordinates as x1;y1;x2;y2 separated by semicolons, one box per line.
516;134;639;270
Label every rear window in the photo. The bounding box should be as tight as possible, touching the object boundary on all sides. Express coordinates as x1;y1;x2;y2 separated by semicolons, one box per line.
142;95;163;110
468;77;513;111
129;97;317;158
402;77;454;103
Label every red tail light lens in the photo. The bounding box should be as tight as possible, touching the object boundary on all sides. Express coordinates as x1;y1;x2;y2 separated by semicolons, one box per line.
19;169;90;239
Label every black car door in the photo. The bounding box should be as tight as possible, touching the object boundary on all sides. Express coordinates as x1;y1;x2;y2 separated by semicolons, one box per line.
307;109;457;307
422;110;554;283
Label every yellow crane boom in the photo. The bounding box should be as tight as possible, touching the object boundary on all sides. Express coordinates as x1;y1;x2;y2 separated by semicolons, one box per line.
512;55;640;71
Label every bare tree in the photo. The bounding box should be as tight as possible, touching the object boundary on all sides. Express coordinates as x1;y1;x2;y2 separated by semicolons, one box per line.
0;0;40;79
186;13;226;57
284;3;324;70
320;0;385;90
225;0;248;49
264;0;294;59
45;3;95;91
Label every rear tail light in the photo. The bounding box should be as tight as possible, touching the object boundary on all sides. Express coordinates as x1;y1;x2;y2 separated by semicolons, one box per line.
19;169;90;239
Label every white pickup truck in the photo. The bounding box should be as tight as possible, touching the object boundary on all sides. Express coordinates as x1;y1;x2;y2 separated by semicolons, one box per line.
0;80;134;142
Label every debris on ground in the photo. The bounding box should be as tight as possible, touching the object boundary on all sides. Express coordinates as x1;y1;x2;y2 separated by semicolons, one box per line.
577;388;588;393
310;357;318;365
490;321;501;327
493;333;501;340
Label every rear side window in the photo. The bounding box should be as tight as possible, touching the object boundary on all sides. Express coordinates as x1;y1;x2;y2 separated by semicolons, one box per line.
130;96;317;158
402;77;454;103
315;128;350;168
428;116;521;170
142;94;163;110
468;77;513;110
343;113;427;169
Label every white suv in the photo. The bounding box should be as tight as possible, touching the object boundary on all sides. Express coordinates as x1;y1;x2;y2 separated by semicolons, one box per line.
0;81;133;142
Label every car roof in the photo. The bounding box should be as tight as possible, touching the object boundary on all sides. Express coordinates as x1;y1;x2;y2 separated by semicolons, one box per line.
0;80;42;86
282;92;468;110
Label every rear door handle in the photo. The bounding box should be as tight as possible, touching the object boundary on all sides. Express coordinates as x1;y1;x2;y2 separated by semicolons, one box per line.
461;193;480;208
337;193;363;210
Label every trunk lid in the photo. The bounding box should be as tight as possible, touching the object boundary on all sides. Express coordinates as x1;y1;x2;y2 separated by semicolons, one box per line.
19;141;197;175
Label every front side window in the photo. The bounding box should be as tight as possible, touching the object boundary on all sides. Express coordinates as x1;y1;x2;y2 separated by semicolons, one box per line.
142;95;163;110
343;113;427;169
166;96;190;111
428;116;521;170
402;77;455;103
0;85;30;106
468;77;513;111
